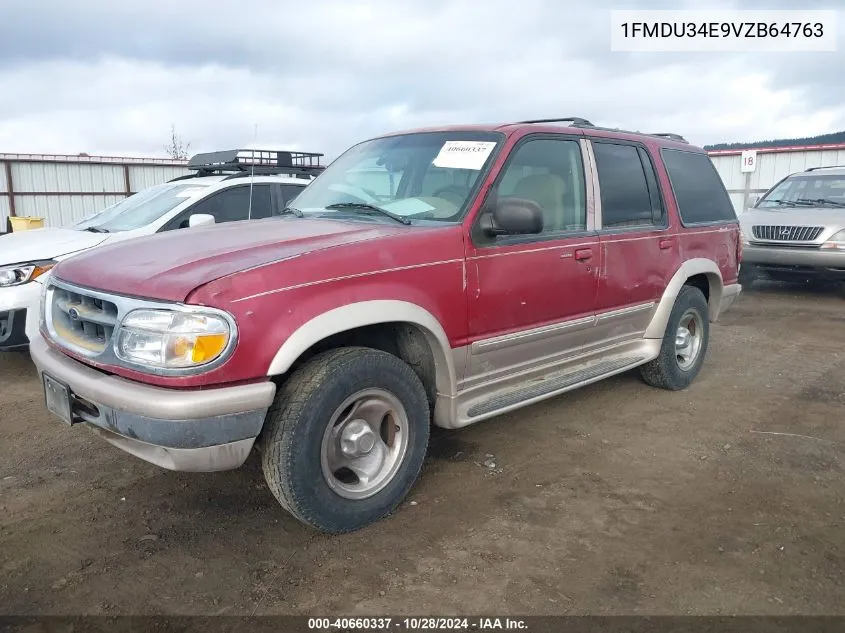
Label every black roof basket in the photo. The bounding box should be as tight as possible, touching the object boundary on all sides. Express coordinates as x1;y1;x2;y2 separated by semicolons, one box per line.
169;149;325;181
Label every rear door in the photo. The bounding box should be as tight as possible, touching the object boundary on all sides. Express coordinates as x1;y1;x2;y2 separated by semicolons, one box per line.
463;135;600;386
660;148;741;285
589;139;680;350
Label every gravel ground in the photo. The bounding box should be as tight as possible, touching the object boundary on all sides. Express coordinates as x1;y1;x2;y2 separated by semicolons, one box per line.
1;281;843;616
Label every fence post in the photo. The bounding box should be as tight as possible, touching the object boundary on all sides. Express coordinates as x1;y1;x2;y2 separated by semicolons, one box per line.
3;161;15;217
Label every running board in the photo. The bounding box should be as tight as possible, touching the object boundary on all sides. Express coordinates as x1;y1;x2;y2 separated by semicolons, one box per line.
464;354;650;420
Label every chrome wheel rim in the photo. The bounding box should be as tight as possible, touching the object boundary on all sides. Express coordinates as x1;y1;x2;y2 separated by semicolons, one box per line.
675;309;704;371
320;388;409;500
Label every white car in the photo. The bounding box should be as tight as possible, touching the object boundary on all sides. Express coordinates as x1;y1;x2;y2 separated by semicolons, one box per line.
0;149;323;352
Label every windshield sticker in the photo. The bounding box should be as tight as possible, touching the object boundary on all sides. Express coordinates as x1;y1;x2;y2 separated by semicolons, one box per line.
432;141;497;170
383;198;436;216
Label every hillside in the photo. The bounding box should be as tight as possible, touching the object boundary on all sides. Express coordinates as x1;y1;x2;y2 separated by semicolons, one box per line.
704;131;845;151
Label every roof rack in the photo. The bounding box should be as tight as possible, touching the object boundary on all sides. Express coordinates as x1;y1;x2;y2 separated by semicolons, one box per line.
649;132;689;143
517;117;594;126
169;149;325;181
805;165;845;171
512;118;688;144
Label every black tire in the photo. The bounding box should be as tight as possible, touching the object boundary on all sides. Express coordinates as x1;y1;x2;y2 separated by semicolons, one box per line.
259;347;430;533
640;285;710;391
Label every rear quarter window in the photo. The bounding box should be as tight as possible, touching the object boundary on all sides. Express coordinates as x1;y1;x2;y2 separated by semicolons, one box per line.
661;149;737;225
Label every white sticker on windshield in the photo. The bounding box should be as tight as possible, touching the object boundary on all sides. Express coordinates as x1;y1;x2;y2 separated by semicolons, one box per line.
432;141;497;170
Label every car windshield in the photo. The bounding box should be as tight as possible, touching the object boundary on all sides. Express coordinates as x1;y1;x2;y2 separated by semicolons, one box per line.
757;174;845;209
289;131;504;223
73;182;211;232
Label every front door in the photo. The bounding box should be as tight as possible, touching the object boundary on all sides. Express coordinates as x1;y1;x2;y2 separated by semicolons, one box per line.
463;135;600;388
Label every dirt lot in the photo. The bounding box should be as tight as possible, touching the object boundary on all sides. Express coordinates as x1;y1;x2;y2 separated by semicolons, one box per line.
1;282;844;616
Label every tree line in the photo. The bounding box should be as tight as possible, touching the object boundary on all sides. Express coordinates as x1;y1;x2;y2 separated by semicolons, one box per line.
705;130;845;151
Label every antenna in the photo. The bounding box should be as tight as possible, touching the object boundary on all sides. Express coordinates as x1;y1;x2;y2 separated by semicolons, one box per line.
247;124;258;220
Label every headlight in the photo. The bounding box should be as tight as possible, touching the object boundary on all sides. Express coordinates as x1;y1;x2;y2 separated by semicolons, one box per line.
0;261;55;287
115;308;235;370
821;230;845;251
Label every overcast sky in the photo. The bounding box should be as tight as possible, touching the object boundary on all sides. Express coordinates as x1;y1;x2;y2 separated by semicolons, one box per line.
0;0;842;160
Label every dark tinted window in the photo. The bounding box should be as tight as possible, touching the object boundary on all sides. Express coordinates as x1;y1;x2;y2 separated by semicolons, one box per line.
190;184;273;222
279;184;305;208
593;142;656;228
661;149;736;224
496;138;587;233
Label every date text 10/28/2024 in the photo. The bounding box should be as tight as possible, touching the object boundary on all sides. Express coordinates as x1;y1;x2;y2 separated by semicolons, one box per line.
307;617;528;631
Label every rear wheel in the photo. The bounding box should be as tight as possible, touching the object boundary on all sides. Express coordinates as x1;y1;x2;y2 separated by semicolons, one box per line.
259;347;430;533
640;285;710;391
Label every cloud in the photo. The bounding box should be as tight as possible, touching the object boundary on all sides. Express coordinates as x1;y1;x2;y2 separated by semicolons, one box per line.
0;0;843;159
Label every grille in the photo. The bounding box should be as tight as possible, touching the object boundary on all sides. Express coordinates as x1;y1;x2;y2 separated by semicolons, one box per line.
751;225;824;242
50;286;119;354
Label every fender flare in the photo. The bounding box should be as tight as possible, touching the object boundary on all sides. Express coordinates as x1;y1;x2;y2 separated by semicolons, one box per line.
644;258;724;339
266;300;457;396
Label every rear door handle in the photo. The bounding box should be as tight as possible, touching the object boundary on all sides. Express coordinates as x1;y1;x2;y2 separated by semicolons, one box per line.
659;238;675;250
574;248;593;261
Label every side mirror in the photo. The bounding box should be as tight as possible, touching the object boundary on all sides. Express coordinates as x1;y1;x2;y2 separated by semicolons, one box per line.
482;197;544;236
188;213;216;228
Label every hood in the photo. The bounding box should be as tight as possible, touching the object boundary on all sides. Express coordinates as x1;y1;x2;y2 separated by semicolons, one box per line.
0;227;109;264
741;207;845;234
53;217;410;302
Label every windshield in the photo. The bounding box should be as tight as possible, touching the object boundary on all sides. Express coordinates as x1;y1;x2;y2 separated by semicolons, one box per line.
290;131;504;223
73;182;211;232
757;174;845;209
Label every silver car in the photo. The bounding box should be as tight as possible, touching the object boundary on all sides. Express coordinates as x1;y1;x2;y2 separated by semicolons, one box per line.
739;166;845;286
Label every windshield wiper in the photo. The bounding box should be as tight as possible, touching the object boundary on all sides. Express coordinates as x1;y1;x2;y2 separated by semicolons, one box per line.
798;198;845;208
278;206;304;218
324;202;412;225
761;199;798;207
82;227;109;233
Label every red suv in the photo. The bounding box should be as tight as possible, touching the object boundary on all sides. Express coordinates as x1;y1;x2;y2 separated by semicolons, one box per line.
32;117;742;533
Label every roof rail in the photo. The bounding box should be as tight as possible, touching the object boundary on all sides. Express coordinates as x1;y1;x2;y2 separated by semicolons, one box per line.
169;149;325;181
805;164;845;171
516;117;594;127
649;132;689;143
512;119;690;144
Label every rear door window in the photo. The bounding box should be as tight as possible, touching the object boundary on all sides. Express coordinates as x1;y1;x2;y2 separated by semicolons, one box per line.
593;142;663;229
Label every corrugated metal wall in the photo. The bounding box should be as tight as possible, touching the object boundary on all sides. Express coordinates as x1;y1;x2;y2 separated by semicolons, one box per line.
709;146;845;214
0;154;189;229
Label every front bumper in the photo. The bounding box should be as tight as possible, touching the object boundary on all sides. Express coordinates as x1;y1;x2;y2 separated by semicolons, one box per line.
743;244;845;279
0;281;42;351
30;334;277;472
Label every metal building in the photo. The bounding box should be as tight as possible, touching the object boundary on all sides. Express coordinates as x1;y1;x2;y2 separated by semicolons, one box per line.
708;143;845;214
0;153;189;230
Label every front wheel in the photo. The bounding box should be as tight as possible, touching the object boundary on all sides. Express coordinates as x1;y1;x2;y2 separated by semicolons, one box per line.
259;347;430;533
640;285;710;391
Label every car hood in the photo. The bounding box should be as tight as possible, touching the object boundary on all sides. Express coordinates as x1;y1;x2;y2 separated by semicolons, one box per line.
0;228;110;265
53;218;410;302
